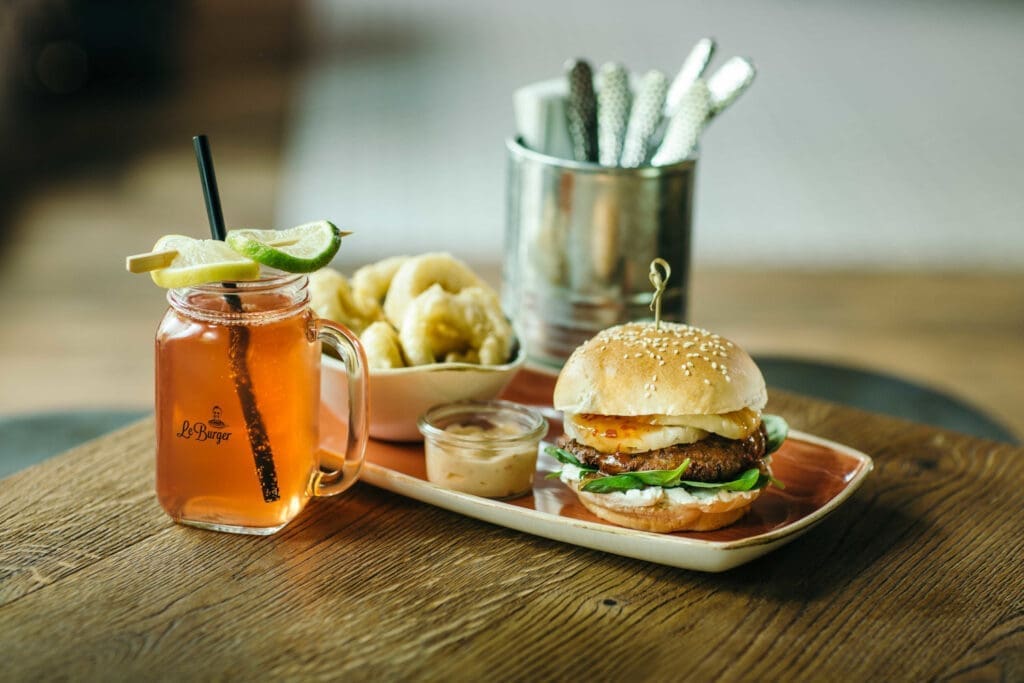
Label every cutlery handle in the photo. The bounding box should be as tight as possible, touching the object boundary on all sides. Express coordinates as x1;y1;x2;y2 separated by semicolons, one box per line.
619;69;669;167
565;59;598;162
597;62;631;166
665;37;716;117
652;79;711;166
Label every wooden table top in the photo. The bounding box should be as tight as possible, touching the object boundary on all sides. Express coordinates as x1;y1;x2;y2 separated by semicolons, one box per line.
1;390;1021;681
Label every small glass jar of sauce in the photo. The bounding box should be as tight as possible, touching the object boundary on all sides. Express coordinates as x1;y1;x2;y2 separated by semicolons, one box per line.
417;400;547;499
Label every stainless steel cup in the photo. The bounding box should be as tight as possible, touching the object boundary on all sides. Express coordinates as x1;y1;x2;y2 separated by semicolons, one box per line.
503;137;696;368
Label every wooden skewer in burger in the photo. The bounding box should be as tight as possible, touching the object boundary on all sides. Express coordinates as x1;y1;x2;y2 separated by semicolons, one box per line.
548;259;787;533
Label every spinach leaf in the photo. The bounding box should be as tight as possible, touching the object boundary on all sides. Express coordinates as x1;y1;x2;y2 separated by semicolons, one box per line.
580;473;646;493
763;414;789;455
628;459;691;487
544;446;596;472
679;468;789;493
681;467;762;492
581;459;691;493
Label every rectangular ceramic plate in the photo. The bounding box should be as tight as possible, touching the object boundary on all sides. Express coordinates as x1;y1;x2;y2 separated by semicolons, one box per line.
358;369;874;572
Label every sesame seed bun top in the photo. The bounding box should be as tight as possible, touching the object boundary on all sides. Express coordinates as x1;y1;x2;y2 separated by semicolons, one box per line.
553;322;767;417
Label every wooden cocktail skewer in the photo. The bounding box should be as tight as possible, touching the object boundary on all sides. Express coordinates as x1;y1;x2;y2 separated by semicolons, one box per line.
125;250;178;273
649;257;671;330
125;233;352;273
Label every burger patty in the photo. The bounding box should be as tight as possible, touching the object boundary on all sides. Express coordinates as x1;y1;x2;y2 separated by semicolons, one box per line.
556;423;767;483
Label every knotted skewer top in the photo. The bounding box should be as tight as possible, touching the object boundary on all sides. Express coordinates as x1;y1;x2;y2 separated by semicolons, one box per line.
648;257;671;330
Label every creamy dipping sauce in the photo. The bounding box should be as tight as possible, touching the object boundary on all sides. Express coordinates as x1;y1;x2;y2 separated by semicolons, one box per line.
419;401;547;499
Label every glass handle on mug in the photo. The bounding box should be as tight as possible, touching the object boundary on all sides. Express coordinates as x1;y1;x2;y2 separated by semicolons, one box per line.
314;319;369;496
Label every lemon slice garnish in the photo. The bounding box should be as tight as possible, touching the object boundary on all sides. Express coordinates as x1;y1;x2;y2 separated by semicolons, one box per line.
148;234;260;288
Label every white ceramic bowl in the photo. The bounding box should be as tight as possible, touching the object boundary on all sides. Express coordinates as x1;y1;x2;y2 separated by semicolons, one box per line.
322;344;527;442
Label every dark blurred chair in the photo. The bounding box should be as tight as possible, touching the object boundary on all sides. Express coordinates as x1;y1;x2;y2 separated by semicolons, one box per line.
755;355;1019;444
0;1;184;190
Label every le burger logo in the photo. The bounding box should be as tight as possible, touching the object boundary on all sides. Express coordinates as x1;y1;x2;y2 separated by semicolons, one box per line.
176;406;233;445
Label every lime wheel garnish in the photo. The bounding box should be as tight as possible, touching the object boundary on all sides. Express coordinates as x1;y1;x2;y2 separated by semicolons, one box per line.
226;221;344;273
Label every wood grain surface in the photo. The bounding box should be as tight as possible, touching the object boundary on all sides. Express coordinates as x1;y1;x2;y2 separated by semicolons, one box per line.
1;391;1021;681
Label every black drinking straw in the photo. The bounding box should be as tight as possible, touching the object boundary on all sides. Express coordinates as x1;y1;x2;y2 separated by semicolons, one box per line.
192;134;280;503
193;136;227;241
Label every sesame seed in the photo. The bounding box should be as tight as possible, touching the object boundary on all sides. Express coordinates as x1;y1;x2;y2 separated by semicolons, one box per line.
703;378;711;385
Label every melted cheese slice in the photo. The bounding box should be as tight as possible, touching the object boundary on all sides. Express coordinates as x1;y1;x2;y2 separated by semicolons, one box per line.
564;408;761;453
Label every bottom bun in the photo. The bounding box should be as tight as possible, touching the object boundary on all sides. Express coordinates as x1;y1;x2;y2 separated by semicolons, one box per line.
576;488;761;533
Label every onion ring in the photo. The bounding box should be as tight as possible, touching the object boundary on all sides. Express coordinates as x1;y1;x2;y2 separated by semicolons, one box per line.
399;284;512;366
383;252;485;326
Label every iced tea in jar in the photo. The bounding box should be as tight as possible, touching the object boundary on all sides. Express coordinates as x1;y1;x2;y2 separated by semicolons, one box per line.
155;271;368;534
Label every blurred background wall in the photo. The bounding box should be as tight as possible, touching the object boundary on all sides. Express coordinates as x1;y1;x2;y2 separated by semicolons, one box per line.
1;0;1022;269
277;0;1024;268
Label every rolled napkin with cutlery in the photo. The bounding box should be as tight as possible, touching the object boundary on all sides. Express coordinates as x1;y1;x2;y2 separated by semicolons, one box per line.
565;59;599;162
651;79;712;166
619;69;669;167
597;62;631;166
665;37;716;118
512;40;753;168
706;56;757;119
512;39;756;168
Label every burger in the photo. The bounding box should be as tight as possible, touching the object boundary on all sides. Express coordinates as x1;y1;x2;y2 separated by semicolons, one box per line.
549;322;787;533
